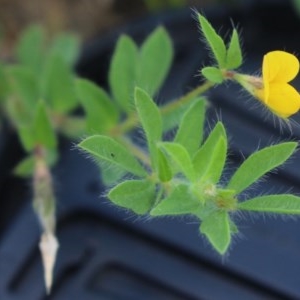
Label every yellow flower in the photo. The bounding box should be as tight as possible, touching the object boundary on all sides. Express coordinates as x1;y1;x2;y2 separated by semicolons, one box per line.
254;51;300;118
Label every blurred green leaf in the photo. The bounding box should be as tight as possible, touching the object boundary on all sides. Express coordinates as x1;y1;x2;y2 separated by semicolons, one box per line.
200;210;231;254
226;29;242;69
50;33;80;66
198;13;226;68
108;179;155;214
151;184;199;216
174;99;206;156
57;116;86;139
137;27;173;96
41;53;77;113
238;194;300;214
100;164;127;186
78;135;147;177
201;67;223;83
76;79;118;133
16;25;45;73
33;101;57;149
135;87;162;170
109;35;138;112
228;142;297;194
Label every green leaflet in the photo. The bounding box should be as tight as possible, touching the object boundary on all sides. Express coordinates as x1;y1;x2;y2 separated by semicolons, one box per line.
109;35;138;112
201;67;223;83
157;148;173;182
78;135;147;177
200;210;231;254
76;79;118;133
159;142;195;181
238;194;300;214
174;99;206;157
108;179;156;214
13;149;58;177
193;122;227;182
40;53;77;113
49;33;80;67
198;14;227;68
6;66;39;117
18;101;57;152
226;29;242;69
135;87;162;171
16;25;45;73
228;142;297;194
137;27;173;97
151;184;200;216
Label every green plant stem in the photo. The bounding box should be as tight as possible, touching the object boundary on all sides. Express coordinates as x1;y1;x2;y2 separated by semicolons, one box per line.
112;80;213;135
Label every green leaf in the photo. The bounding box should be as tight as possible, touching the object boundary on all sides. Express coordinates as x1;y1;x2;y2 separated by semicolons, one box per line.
159;142;195;181
193;122;227;181
198;14;227;68
228;142;297;194
135;87;162;170
226;29;242;69
238;194;300;214
137;27;173;96
41;53;77;113
13;149;58;177
76;79;118;133
200;210;231;254
16;25;45;73
151;184;200;216
18;125;35;152
7;66;39;113
58;116;87;139
78;135;147;177
108;179;155;214
157;148;173;182
174;99;206;156
50;33;80;66
162;99;199;132
201;67;223;83
33;101;57;149
109;35;138;112
193;136;227;184
101;165;127;186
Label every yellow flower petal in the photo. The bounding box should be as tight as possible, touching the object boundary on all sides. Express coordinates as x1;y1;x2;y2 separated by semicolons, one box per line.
263;51;299;83
266;83;300;117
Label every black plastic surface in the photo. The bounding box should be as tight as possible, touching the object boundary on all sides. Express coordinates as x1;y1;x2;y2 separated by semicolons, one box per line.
2;2;300;299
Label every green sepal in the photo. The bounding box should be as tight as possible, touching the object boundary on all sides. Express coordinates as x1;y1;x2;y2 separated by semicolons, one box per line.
78;135;147;177
137;27;173;97
228;142;297;194
201;67;223;83
108;179;156;214
135;87;162;171
238;194;300;214
174;99;206;157
76;79;118;133
198;13;227;68
151;184;200;216
200;210;231;254
109;35;138;112
226;29;242;69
